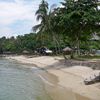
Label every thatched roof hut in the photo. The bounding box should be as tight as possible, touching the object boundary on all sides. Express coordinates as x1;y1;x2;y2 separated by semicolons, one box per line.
22;50;29;54
63;47;72;52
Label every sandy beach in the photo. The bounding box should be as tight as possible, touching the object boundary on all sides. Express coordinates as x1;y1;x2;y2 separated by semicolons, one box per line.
6;55;100;100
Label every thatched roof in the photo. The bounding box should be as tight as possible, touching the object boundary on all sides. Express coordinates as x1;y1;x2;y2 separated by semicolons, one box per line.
22;50;29;54
63;47;72;52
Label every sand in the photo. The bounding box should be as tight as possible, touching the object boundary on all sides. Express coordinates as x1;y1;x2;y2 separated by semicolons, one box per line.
6;55;100;100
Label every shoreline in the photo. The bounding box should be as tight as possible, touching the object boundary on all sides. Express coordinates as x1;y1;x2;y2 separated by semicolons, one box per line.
5;55;100;100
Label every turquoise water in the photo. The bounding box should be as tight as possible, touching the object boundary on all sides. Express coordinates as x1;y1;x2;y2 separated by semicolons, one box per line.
0;58;52;100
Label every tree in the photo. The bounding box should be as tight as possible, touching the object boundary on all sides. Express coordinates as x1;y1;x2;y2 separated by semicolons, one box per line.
58;0;100;56
32;0;49;46
33;0;61;54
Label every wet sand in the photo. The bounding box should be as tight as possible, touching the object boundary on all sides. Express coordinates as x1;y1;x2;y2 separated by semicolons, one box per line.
6;55;100;100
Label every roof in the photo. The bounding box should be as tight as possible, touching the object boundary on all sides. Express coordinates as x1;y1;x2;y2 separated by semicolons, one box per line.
63;47;72;51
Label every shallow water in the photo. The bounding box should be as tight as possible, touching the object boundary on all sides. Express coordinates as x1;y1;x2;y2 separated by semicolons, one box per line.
0;58;52;100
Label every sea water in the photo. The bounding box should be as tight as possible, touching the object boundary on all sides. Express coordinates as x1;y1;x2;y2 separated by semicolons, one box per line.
0;58;52;100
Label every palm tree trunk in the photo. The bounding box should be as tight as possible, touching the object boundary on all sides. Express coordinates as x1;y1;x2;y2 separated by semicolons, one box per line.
52;32;61;55
52;35;58;55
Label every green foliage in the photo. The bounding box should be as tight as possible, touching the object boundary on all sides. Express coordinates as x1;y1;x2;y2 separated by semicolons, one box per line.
0;0;100;55
32;0;49;33
54;0;100;55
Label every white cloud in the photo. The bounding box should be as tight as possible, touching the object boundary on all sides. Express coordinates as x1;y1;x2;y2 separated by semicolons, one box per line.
0;27;14;37
0;0;61;37
0;0;40;37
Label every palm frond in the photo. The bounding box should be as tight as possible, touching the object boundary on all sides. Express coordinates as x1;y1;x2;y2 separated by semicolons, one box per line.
50;4;57;13
32;24;42;32
60;2;66;7
36;14;43;21
35;9;41;15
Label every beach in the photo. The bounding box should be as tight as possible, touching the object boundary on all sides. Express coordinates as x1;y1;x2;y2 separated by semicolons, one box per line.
6;55;100;100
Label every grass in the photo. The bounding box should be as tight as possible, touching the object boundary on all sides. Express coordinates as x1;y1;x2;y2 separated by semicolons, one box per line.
75;55;100;61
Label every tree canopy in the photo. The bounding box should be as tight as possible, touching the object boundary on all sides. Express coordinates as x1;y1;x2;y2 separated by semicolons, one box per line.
0;0;100;56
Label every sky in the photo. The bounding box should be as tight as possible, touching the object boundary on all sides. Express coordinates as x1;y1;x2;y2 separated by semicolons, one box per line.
0;0;62;38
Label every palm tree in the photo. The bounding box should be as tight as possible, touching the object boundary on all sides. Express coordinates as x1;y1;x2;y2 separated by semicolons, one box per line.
33;0;48;33
33;0;60;54
32;0;49;45
48;5;63;54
